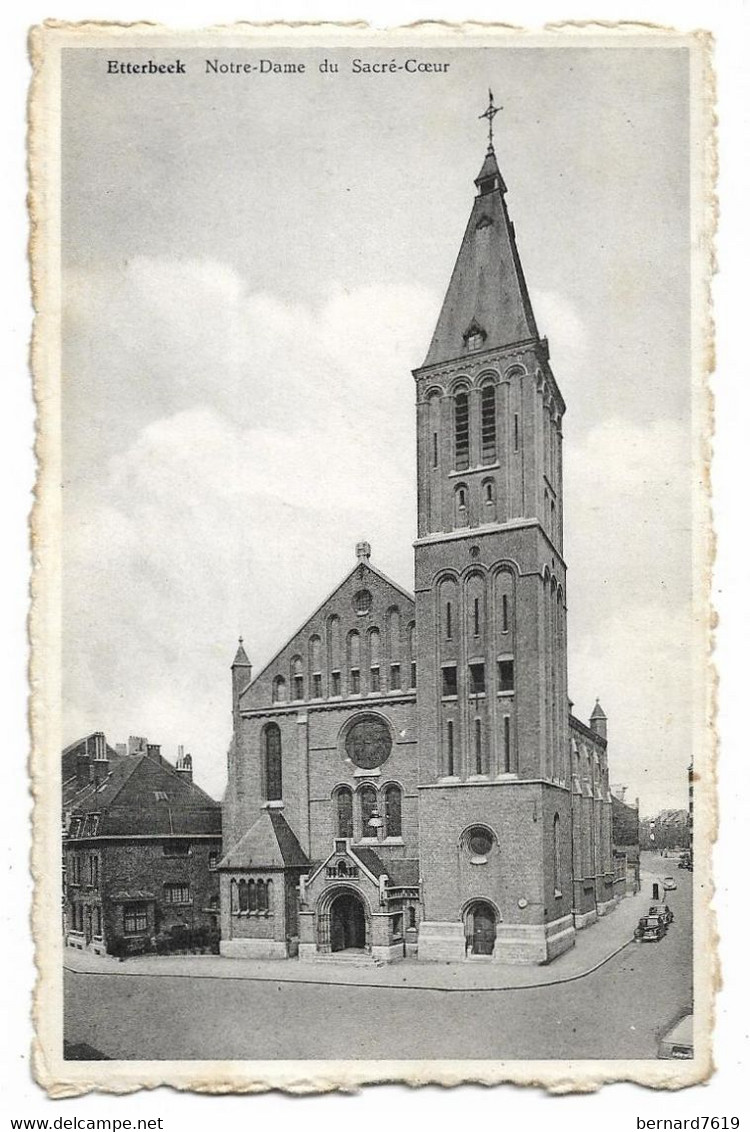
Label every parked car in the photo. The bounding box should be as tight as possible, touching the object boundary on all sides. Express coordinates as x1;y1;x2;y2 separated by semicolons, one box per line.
658;1014;693;1059
634;914;668;942
649;902;674;926
663;876;677;891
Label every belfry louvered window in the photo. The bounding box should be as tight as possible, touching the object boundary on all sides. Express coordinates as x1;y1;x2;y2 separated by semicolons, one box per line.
481;385;496;463
454;391;469;470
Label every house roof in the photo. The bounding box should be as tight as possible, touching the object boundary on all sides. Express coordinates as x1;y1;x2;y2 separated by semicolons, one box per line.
65;750;221;838
219;808;309;870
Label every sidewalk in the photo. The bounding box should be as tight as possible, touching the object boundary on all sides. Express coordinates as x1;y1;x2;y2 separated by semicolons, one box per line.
64;885;654;992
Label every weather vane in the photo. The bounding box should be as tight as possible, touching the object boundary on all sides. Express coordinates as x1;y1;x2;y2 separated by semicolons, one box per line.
479;88;502;149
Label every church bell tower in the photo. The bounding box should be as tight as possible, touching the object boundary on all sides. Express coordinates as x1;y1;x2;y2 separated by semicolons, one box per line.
415;97;575;964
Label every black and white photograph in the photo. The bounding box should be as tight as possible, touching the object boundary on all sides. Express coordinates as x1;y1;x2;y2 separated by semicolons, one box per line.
27;20;717;1096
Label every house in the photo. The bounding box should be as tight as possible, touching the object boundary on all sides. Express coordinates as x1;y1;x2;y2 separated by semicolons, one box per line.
63;733;222;955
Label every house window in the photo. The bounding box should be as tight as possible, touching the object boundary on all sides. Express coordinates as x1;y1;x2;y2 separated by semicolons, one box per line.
257;880;268;913
163;841;191;857
336;787;354;839
238;880;249;913
503;715;511;773
264;723;283;801
164;884;191;905
498;659;515;693
348;631;361;694
93;907;102;937
208;851;219;871
360;784;378;839
446;721;455;776
481;385;497;463
390;663;401;691
89;854;99;887
442;665;458;698
469;662;485;696
123;904;148;934
454;391;469;470
69;855;80;885
331;670;342;696
384;784;402;838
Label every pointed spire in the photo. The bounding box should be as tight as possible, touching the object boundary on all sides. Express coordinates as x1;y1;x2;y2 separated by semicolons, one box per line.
589;698;608;741
420;117;538;369
232;636;251;668
590;698;607;720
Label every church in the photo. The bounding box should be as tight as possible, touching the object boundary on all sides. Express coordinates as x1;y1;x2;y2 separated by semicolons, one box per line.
219;108;619;965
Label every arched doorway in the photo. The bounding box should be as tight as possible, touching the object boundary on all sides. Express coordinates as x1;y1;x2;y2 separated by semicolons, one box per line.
330;892;366;952
465;901;497;956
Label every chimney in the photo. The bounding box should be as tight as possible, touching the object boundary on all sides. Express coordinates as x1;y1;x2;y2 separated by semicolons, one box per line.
129;735;148;755
355;541;371;562
91;731;109;788
176;748;193;783
147;743;162;763
176;747;193;783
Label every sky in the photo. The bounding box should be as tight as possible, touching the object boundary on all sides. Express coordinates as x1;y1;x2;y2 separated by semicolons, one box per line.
60;40;693;814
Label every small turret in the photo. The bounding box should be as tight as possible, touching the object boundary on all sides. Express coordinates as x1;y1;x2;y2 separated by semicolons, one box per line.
589;698;608;740
232;637;252;720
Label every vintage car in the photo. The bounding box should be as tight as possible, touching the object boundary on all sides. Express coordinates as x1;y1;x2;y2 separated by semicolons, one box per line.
663;876;677;891
634;914;668;942
658;1014;693;1059
649;902;674;925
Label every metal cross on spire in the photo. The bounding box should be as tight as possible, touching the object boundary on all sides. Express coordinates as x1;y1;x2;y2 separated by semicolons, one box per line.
479;88;502;149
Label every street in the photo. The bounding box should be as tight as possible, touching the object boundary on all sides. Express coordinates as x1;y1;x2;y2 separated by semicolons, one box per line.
64;859;692;1061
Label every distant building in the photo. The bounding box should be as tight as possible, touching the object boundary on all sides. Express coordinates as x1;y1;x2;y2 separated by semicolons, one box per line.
610;787;640;895
639;808;690;853
63;733;222;955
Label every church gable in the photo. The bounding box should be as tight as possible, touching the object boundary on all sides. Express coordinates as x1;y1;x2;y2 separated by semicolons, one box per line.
240;544;415;711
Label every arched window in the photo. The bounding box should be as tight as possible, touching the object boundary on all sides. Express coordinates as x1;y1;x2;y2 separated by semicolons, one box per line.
446;720;455;776
384;784;402;838
230;879;239;913
474;719;483;774
407;621;417;689
329;615;342;695
368;628;381;693
481;384;497;463
387;607;401;690
347;631;361;695
272;675;286;703
309;635;322;699
483;478;494;504
264;723;282;801
360;784;378;839
291;655;304;701
256;880;267;913
553;813;562;895
454;484;469;527
266;879;273;914
238;880;249;913
454;390;470;471
336;786;354;838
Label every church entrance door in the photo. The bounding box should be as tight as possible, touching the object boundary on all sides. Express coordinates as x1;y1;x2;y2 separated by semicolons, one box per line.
467;901;496;956
330;892;366;952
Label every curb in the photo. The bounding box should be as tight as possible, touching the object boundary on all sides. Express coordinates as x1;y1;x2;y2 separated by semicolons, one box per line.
63;938;634;994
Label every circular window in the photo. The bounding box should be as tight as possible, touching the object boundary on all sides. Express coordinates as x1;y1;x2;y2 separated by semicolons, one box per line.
467;826;494;858
345;715;392;769
353;589;373;615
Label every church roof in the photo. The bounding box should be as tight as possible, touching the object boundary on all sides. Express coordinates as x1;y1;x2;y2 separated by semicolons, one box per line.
219;808;309;870
420;146;539;369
